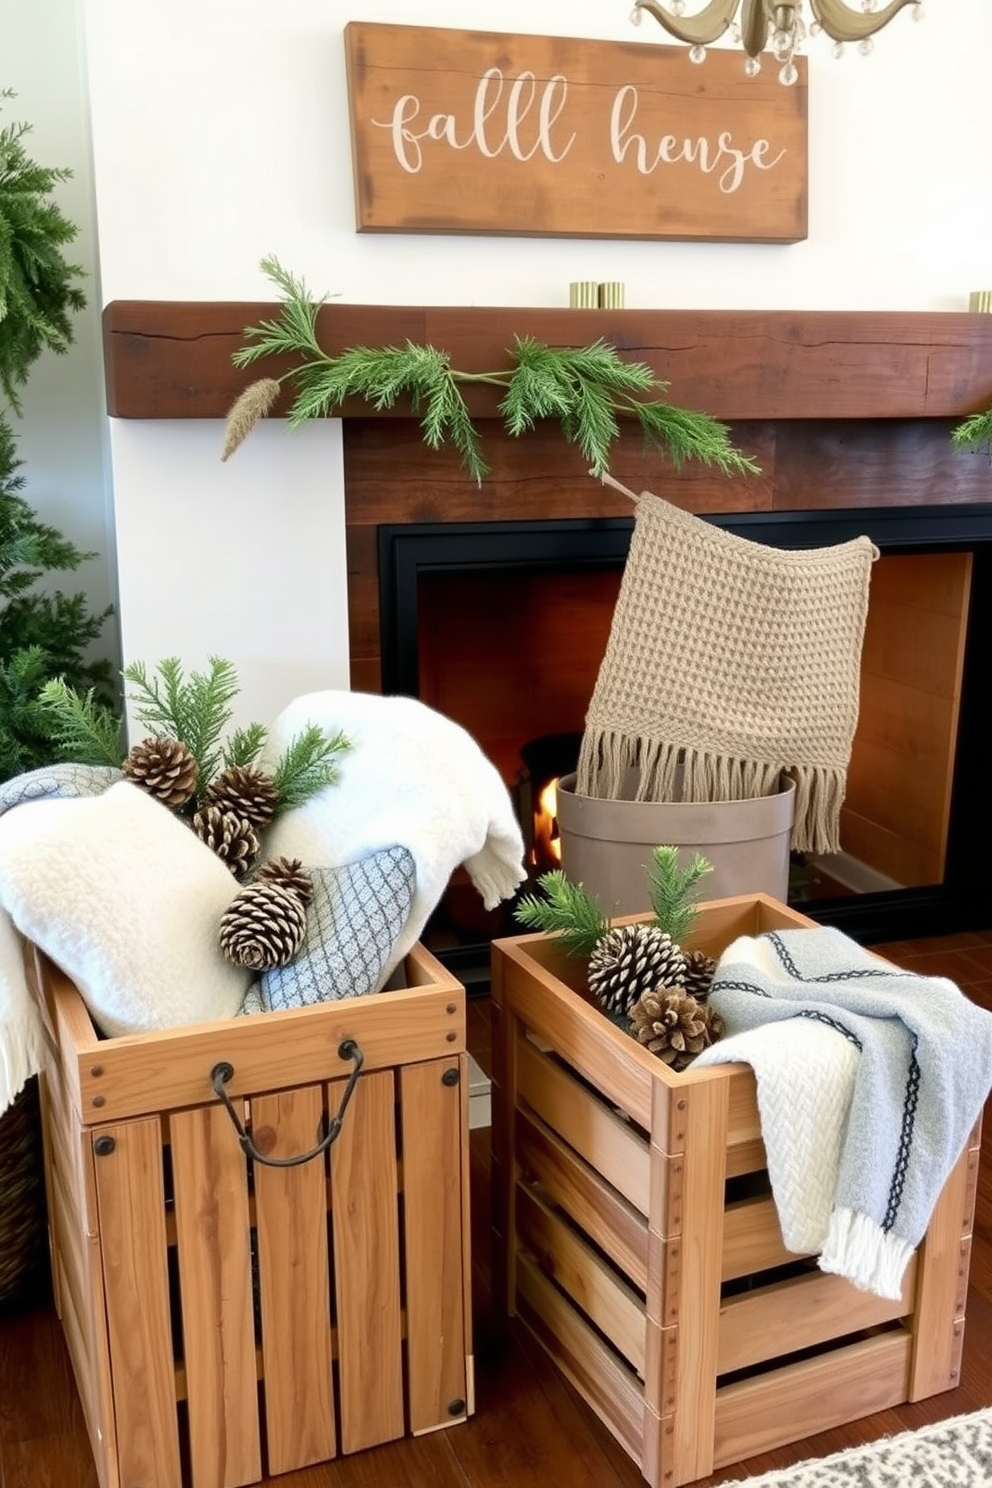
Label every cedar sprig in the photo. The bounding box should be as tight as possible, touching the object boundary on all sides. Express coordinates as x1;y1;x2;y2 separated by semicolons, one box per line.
269;722;350;814
513;869;610;958
223;722;269;770
36;677;124;767
123;656;240;789
952;406;992;462
224;256;760;484
646;846;713;946
233;254;328;362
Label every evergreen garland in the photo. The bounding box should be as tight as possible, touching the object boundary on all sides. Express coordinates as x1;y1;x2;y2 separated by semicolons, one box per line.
223;256;762;485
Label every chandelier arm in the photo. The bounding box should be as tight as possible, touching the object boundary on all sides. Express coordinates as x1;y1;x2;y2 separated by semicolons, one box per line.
809;0;918;41
740;0;769;56
632;0;741;47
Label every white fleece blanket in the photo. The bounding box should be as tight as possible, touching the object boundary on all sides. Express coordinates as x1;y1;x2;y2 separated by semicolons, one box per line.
262;691;527;981
0;782;250;1116
696;927;992;1300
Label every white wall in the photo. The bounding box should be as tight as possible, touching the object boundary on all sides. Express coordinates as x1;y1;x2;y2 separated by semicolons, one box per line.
13;0;992;727
82;0;992;311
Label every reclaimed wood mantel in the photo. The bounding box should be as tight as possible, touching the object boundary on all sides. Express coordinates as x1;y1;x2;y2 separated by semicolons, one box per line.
101;300;992;694
102;303;992;422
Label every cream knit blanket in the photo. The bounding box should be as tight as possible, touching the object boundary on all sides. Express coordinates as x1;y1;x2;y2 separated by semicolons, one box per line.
575;487;877;853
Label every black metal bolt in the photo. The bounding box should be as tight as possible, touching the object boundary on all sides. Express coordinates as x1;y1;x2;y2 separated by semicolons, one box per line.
447;1397;466;1416
442;1068;460;1087
94;1136;116;1157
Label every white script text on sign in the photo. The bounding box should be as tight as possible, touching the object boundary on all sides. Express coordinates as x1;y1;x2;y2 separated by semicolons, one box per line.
344;24;807;243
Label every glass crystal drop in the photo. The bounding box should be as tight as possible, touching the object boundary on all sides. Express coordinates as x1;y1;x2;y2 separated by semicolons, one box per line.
862;0;876;11
858;36;873;55
689;43;707;63
912;1;925;18
779;61;799;85
809;18;822;35
831;40;846;58
669;0;686;14
772;27;793;59
630;6;643;23
744;55;763;76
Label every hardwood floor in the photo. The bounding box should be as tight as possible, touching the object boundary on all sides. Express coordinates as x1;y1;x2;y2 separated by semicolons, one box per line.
2;931;991;1488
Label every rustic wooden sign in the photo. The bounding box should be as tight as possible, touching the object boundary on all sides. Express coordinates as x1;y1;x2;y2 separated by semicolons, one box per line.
344;23;807;243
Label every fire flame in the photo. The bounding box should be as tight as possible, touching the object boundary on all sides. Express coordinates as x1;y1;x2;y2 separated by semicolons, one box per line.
532;777;562;868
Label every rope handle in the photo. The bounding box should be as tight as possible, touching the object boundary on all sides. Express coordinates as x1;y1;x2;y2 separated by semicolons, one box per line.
210;1039;364;1167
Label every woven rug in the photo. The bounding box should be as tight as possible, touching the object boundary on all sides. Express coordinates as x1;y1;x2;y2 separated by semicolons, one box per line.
720;1409;992;1486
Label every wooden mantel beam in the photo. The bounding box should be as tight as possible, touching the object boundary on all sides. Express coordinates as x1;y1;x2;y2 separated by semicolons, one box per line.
102;303;992;423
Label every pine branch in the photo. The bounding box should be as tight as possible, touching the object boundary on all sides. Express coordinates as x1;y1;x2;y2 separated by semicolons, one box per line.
270;724;351;814
36;678;124;767
645;847;713;945
513;870;610;958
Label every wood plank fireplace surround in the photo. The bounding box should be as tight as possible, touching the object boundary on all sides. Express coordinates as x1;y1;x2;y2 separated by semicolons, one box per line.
104;304;992;950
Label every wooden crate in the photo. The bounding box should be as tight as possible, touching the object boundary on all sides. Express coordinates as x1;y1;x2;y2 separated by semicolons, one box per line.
26;940;474;1488
491;894;980;1487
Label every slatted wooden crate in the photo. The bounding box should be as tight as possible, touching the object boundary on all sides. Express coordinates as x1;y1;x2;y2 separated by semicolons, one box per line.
491;894;980;1488
26;940;474;1488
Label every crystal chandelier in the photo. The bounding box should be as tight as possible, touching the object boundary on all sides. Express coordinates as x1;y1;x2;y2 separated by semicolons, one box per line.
630;0;923;85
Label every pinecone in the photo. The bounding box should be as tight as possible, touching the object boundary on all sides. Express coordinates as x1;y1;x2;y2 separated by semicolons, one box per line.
123;736;199;809
252;856;313;905
682;949;717;1002
203;765;280;827
192;805;259;879
219;881;308;969
629;988;725;1072
587;924;687;1020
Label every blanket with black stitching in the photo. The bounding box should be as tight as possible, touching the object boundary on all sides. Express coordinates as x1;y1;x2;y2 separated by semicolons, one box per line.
695;925;992;1299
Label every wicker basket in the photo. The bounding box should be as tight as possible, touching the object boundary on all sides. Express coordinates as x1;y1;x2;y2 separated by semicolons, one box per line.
0;1076;50;1312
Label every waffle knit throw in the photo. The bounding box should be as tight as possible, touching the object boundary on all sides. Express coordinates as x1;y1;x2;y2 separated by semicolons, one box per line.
575;486;878;852
695;926;992;1300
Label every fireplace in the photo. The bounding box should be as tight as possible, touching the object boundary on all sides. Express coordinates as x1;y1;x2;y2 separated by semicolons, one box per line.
378;505;992;957
100;299;992;955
